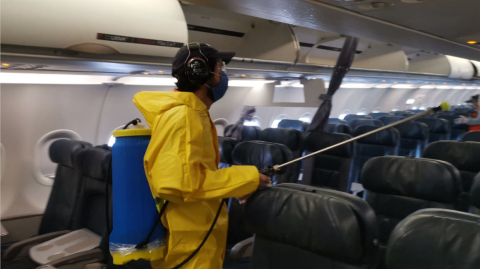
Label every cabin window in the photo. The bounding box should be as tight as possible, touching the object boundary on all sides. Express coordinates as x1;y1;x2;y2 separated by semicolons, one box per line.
34;130;82;186
372;107;381;113
357;108;368;115
107;126;126;147
271;115;288;128
406;99;415;105
299;113;312;123
213;118;229;137
244;116;261;127
338;110;350;120
391;106;399;112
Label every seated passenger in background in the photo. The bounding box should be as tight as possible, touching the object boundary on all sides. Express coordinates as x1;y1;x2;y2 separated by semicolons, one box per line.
133;43;270;269
455;94;480;131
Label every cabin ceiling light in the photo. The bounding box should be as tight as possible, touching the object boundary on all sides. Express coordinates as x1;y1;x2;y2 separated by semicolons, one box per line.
453;86;466;90
406;99;415;105
374;84;391;88
0;73;112;85
420;85;435;89
229;80;275;87
466;87;477;90
436;85;452;89
391;84;417;89
340;83;372;88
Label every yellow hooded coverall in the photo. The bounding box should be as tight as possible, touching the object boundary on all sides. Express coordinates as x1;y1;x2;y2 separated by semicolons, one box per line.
133;91;259;269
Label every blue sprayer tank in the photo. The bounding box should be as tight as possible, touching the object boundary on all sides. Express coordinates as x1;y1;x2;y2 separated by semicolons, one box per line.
109;128;165;264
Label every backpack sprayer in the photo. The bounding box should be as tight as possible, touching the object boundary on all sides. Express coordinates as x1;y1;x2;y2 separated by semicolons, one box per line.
259;102;451;177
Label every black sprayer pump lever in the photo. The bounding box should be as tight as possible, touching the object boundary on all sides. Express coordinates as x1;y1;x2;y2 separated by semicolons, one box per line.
259;102;451;177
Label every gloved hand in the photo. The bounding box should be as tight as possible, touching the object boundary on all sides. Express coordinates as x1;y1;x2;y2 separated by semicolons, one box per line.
454;116;468;125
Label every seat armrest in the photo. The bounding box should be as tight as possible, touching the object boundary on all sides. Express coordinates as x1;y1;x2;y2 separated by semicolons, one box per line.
35;248;104;269
3;230;71;260
229;236;254;261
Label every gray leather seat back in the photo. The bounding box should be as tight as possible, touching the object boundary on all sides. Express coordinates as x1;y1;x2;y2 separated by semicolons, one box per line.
329;118;348;124
349;119;384;130
344;114;373;125
470;173;480;214
217;136;238;169
415;118;451;142
302;131;354;192
328;123;352;135
278;119;309;132
378;116;405;125
369;113;391;120
423;141;480;192
362;156;463;245
462;131;480;142
351;125;400;183
395;122;429;157
245;184;379;269
386;209;480;269
40;139;92;235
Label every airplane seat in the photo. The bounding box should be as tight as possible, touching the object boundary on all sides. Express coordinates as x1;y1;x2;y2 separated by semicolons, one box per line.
244;184;379;269
278;119;309;132
470;173;480;214
259;128;304;178
461;131;480;142
218;136;238;169
224;125;261;141
1;140;92;268
395;122;429;157
349;119;384;130
327;123;352;135
362;156;464;248
351;126;400;183
386;209;480;269
435;115;469;140
302;131;354;192
328;118;348;124
391;111;406;116
232;141;295;185
378;116;405;125
226;141;295;251
423;141;480;193
369;112;391;119
72;146;112;256
344;114;373;125
415;118;451;142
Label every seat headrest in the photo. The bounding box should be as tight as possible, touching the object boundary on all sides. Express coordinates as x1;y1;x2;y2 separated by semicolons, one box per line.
224;125;261;141
232;141;291;171
471;173;480;210
218;136;238;164
378;116;405;125
305;131;353;158
74;147;112;181
49;139;92;167
423;141;480;172
278;119;309;132
415;118;451;133
245;184;379;266
386;209;480;269
329;118;348;124
369;112;391;119
362;156;462;203
354;125;400;147
344;114;373;124
349;119;384;130
260;128;304;151
461;131;480;142
395;122;429;140
328;123;352;135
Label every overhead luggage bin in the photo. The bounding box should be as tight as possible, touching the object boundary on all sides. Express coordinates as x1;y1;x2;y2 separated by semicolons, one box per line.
1;0;188;57
409;53;475;79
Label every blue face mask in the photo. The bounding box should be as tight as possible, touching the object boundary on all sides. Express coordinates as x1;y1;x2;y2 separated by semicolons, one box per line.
210;71;229;102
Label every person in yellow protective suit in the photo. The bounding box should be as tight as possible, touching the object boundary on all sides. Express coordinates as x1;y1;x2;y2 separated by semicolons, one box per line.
133;43;271;269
